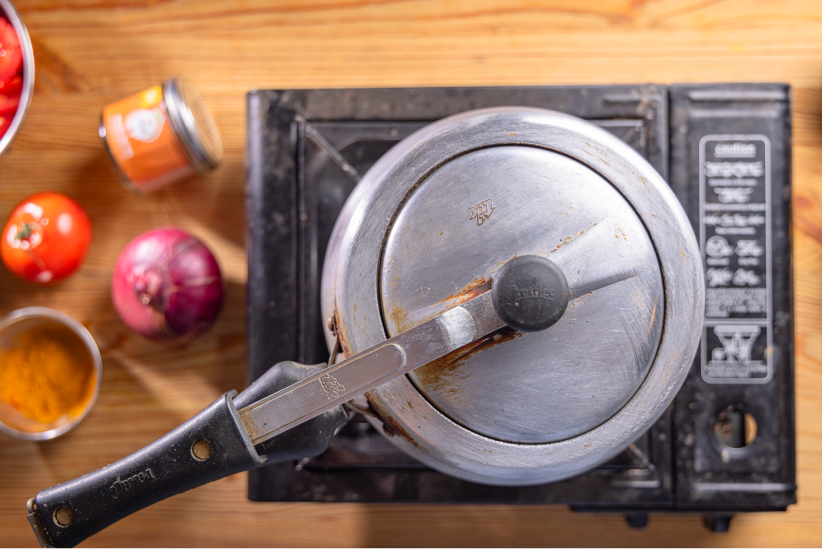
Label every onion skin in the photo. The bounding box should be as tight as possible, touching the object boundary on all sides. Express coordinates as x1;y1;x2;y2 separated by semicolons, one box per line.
112;227;223;342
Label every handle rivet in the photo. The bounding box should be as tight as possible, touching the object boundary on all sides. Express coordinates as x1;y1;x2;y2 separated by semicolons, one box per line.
191;439;213;461
53;505;73;528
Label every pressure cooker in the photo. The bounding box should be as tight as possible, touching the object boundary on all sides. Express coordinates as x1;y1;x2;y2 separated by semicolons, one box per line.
26;107;704;547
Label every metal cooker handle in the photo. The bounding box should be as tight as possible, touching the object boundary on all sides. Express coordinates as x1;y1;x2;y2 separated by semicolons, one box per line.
27;256;569;548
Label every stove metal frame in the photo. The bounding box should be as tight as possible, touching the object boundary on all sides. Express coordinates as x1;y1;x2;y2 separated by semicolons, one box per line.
246;85;794;530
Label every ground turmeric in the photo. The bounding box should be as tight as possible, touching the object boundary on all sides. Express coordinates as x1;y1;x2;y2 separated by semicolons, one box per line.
0;322;95;427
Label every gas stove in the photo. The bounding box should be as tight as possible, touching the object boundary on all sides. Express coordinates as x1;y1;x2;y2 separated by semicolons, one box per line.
245;85;794;531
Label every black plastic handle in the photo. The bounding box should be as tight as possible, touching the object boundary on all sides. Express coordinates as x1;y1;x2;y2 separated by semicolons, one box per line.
28;391;265;547
27;360;349;548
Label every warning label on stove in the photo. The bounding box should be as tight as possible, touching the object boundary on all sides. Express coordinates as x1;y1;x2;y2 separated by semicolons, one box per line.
699;135;772;384
704;288;767;318
701;324;772;383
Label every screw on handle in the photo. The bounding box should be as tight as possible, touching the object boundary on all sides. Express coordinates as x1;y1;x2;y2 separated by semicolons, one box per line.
491;255;570;332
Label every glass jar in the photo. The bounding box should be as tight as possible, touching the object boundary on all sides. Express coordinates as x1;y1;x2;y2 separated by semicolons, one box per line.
99;78;222;194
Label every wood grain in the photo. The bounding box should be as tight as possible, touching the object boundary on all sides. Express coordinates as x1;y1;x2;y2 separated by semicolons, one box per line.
1;0;821;546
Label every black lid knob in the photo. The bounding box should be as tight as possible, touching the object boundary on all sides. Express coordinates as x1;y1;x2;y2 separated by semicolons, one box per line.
492;255;570;332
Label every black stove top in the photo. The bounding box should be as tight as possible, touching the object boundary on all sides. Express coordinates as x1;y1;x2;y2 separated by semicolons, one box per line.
245;85;795;530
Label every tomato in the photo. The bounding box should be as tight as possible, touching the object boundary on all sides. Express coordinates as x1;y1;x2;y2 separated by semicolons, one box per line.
0;18;22;83
0;92;19;116
0;75;23;127
0;20;23;135
1;193;93;283
0;74;21;96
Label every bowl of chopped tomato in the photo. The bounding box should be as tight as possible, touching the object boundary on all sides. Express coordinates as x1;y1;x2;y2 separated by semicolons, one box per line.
0;0;33;156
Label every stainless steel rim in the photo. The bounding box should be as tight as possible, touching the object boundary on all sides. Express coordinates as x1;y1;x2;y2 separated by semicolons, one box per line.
0;0;35;157
0;307;103;441
163;78;222;171
321;107;704;486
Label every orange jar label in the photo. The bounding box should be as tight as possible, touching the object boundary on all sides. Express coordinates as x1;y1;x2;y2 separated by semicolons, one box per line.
103;85;196;193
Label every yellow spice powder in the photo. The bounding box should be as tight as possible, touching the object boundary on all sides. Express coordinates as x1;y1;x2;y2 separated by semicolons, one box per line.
0;323;95;426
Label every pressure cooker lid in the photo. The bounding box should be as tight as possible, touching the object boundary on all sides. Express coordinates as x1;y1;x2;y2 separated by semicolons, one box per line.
323;106;703;486
379;145;664;443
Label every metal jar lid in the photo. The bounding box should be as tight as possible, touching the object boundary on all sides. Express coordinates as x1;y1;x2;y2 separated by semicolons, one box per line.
162;78;223;172
321;107;704;486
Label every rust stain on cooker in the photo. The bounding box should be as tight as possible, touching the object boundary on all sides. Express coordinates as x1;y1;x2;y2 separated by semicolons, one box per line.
381;414;416;444
333;306;352;357
434;276;492;306
414;327;522;393
494;252;519;268
365;393;420;447
550;223;597;254
389;277;492;333
387;302;411;334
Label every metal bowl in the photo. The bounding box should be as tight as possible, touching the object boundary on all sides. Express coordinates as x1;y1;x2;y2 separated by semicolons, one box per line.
0;308;102;441
0;0;35;157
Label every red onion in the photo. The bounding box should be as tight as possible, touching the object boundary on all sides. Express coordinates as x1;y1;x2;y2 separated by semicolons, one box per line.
112;227;223;342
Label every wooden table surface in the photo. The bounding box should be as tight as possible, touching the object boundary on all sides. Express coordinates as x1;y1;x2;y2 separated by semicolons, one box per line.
1;0;822;546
